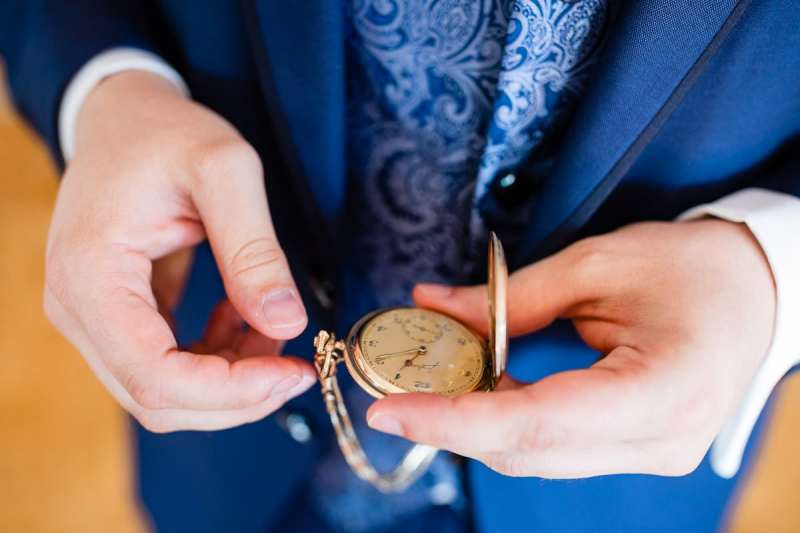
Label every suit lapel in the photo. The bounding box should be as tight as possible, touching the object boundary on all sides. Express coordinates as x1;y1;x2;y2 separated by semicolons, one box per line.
242;0;346;226
241;0;752;270
513;0;752;266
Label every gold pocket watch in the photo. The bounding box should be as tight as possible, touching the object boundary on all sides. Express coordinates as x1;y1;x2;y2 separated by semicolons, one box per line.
312;233;508;493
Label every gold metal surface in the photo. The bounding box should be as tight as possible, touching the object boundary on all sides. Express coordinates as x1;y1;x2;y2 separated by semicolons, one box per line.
346;307;487;398
313;331;438;492
313;236;508;492
488;231;508;383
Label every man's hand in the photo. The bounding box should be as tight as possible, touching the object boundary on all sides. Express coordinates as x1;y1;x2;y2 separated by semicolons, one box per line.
44;71;315;432
367;220;776;478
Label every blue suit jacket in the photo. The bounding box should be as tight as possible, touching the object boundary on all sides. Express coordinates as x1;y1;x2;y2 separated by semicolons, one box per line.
3;1;799;532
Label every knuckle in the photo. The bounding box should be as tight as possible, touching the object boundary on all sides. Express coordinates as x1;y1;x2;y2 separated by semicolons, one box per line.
44;236;112;313
44;249;71;312
122;368;164;410
228;237;287;281
653;442;708;477
669;390;717;435
407;400;463;449
42;288;63;327
661;373;727;438
515;415;565;453
569;237;611;280
657;457;701;477
189;138;261;185
241;402;280;425
411;421;457;450
486;453;532;478
435;426;461;450
134;411;174;434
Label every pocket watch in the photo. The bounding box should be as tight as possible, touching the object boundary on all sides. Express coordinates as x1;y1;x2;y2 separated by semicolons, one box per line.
312;233;508;493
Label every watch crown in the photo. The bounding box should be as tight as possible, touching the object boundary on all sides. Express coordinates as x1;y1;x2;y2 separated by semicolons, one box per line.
313;330;344;379
313;330;331;353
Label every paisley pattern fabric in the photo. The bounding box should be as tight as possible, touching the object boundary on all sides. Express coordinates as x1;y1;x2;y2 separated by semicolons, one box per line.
345;0;610;306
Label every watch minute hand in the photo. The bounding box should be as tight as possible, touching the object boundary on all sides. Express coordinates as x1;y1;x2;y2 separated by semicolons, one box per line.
374;346;426;362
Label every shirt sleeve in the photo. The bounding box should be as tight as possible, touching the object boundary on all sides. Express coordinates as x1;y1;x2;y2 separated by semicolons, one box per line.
678;187;800;478
58;47;189;162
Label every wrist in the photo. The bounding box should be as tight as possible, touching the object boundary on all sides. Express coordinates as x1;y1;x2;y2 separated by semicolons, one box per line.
73;70;189;158
683;217;775;291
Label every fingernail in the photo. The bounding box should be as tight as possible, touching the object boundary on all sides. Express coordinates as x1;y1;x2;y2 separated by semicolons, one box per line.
367;413;404;437
262;288;306;329
272;375;302;396
416;284;454;298
286;373;316;398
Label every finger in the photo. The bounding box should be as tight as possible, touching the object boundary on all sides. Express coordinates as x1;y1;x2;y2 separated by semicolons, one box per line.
135;390;302;433
127;346;314;412
94;344;310;432
413;245;597;337
76;259;313;411
480;428;712;479
47;284;311;427
62;326;311;432
479;440;656;479
191;300;245;354
151;248;195;313
123;343;313;412
190;142;307;339
367;346;655;456
234;328;285;357
493;373;524;392
192;301;285;361
131;359;315;432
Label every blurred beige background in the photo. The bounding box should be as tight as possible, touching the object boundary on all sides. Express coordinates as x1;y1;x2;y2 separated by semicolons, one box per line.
0;75;146;532
0;72;798;533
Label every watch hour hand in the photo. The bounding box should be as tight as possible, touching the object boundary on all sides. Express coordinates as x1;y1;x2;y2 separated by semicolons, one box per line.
397;346;428;372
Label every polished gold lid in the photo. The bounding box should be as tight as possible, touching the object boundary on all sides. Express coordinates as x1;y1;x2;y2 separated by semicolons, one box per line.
488;232;508;380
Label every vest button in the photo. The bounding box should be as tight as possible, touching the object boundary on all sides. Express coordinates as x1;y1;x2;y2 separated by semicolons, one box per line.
429;481;459;505
498;173;518;189
279;411;313;443
491;171;543;209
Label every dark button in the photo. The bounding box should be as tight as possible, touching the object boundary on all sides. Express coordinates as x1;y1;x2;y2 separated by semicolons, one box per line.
498;173;517;188
277;410;314;443
491;171;543;209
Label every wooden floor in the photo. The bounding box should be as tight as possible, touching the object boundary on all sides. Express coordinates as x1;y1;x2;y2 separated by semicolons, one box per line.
0;76;798;533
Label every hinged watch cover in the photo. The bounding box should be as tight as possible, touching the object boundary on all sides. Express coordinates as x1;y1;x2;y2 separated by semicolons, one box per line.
488;232;508;382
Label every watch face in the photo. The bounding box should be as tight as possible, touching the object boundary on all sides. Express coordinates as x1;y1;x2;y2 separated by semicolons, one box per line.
353;308;486;396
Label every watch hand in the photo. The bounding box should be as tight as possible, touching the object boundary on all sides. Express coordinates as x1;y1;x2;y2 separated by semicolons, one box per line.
397;346;428;372
375;346;426;362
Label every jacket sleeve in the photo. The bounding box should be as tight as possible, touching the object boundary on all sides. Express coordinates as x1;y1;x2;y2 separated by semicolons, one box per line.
0;0;176;167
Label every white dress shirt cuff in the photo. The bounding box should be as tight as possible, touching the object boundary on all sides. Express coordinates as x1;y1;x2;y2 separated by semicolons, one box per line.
679;187;800;478
58;47;189;162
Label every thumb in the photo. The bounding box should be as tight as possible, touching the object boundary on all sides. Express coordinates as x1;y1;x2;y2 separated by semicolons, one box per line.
367;347;652;458
413;247;589;337
191;142;307;339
